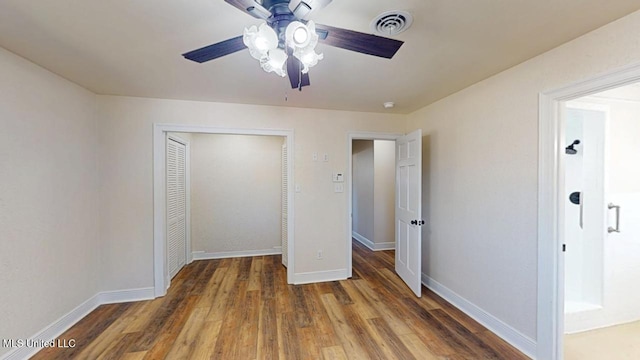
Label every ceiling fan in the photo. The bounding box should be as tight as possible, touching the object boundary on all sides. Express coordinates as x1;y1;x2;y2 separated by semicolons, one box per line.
182;0;404;90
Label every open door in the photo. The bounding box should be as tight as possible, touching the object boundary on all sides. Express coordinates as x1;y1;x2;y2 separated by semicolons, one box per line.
395;129;422;297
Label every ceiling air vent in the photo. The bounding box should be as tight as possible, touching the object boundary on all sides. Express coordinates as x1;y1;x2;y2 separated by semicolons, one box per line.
370;10;413;37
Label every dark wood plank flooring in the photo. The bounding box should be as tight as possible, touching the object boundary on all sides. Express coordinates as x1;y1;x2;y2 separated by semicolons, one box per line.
31;241;528;359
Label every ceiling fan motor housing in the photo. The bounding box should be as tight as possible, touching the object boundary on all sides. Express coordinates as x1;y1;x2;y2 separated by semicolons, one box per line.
262;0;298;47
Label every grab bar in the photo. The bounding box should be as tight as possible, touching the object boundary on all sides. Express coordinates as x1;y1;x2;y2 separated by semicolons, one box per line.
608;203;621;233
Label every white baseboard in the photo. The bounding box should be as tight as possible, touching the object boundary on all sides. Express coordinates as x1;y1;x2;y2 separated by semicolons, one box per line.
192;248;282;260
373;242;395;251
352;232;374;250
98;287;155;304
421;274;537;359
293;269;349;285
0;288;155;360
352;232;394;251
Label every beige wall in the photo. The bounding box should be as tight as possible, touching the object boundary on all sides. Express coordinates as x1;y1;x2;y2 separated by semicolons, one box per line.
406;10;640;340
190;134;283;254
373;140;396;245
0;47;100;356
97;96;405;290
352;140;374;241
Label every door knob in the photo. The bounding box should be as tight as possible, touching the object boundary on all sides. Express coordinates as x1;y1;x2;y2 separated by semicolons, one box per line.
411;220;417;225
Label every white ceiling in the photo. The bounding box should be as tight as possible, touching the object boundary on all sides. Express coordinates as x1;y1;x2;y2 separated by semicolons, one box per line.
1;1;639;114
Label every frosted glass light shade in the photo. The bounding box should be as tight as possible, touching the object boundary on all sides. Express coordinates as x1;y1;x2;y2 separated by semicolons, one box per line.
298;49;324;73
260;48;287;77
243;23;278;60
285;21;311;48
286;21;322;73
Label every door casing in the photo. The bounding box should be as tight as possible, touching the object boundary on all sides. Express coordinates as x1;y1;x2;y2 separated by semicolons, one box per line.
537;61;640;360
153;124;295;297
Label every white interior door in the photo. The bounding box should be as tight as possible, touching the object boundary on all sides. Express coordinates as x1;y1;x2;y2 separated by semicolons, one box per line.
167;137;187;279
395;129;422;297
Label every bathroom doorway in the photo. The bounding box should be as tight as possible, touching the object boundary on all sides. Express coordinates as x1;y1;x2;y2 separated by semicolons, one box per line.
562;84;640;359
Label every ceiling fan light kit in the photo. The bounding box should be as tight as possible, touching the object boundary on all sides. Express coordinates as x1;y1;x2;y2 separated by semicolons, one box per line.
285;21;323;74
182;0;405;91
243;20;323;77
243;23;279;60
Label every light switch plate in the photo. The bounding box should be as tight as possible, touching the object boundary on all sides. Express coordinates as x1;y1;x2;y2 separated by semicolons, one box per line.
332;172;344;182
323;153;329;162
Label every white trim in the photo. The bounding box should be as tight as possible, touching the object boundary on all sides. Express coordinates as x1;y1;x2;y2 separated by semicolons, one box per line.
153;124;296;297
192;248;282;260
372;242;395;251
352;231;374;249
98;287;155;304
537;61;640;360
347;132;402;279
352;232;394;251
0;288;154;360
422;274;536;359
293;269;349;285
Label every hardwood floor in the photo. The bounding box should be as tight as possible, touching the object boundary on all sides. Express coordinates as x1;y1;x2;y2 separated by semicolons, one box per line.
32;241;528;359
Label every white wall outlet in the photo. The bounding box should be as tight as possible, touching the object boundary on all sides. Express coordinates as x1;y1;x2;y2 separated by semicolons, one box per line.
323;153;329;162
334;183;344;193
312;152;318;161
316;250;323;260
295;184;301;193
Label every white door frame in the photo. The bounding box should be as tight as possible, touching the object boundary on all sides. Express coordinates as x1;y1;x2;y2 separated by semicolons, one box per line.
166;133;192;272
153;124;295;297
346;132;402;277
537;61;640;359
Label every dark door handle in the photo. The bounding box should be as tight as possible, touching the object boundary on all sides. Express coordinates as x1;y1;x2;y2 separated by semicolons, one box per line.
411;220;417;225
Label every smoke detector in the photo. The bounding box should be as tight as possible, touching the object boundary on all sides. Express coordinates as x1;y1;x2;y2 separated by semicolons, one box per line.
370;10;413;37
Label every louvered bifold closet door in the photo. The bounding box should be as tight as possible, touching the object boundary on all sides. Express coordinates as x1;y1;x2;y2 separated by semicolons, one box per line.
167;138;187;279
281;142;288;267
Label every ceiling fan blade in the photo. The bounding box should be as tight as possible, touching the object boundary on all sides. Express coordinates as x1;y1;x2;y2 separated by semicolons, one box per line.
224;0;271;19
288;0;333;20
182;36;246;63
287;56;311;90
315;24;404;59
